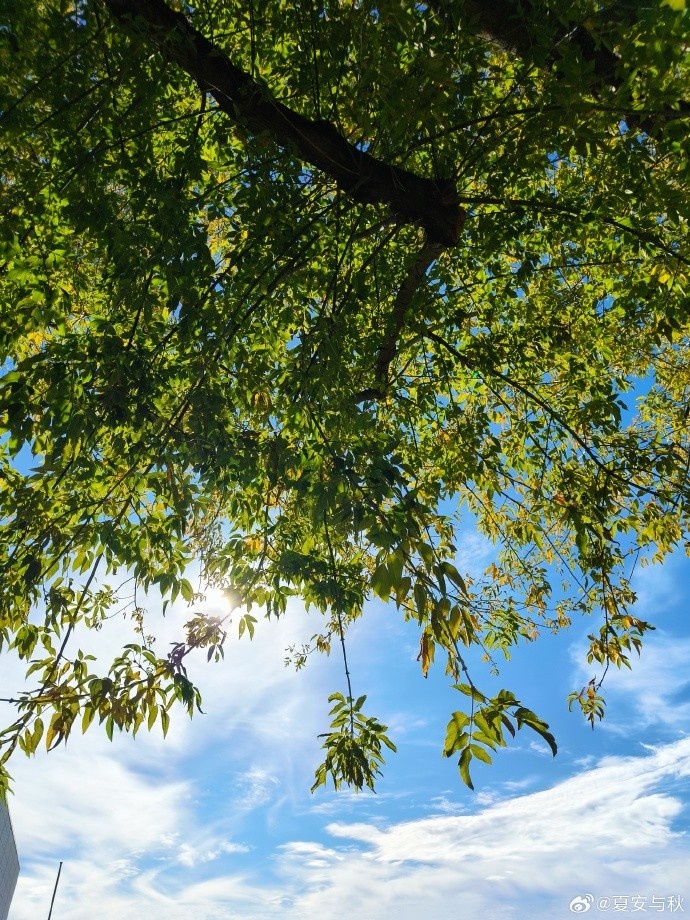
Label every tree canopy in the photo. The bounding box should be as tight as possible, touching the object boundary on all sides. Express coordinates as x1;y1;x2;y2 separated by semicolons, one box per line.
1;0;690;795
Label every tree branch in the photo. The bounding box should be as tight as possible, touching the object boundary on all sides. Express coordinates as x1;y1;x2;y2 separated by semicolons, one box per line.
375;240;444;391
428;0;689;136
101;0;465;245
458;0;618;85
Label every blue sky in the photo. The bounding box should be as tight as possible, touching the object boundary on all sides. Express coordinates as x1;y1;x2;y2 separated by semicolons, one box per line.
1;529;689;919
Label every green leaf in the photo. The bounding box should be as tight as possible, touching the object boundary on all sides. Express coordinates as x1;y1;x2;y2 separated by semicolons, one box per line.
180;579;195;603
458;746;474;790
441;562;468;595
81;707;95;734
0;0;686;795
470;744;493;765
443;711;470;757
371;564;392;600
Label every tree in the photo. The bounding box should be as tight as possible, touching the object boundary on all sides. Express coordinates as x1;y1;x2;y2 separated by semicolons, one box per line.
1;0;689;795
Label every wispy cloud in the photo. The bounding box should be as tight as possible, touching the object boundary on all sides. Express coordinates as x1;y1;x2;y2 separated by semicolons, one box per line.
279;739;690;919
571;631;690;732
8;731;690;919
176;839;249;868
2;593;333;920
4;557;690;920
233;767;280;811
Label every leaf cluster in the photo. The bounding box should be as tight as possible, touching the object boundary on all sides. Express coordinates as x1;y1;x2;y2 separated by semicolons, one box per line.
1;0;690;792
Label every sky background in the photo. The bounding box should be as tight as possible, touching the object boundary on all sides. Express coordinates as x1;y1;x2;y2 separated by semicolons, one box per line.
1;528;689;920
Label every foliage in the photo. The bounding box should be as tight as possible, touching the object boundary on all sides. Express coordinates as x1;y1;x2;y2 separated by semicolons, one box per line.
1;0;690;795
311;692;397;793
443;684;557;789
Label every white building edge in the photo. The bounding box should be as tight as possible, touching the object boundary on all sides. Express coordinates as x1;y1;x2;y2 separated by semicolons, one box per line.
0;802;18;920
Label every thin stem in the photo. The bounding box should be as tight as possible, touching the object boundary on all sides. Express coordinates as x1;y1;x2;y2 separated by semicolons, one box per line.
323;512;355;735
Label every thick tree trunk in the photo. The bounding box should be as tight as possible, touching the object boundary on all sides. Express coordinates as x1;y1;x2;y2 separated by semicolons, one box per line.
102;0;465;246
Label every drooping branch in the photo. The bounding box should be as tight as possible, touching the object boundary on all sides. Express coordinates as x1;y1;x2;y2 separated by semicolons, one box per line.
101;0;465;246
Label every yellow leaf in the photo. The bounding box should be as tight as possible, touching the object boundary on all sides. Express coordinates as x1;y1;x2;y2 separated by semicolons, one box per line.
417;632;434;677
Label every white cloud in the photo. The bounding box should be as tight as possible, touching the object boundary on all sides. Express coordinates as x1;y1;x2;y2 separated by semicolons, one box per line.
9;737;689;919
453;527;496;579
4;558;690;920
528;739;554;756
3;593;335;920
563;553;690;735
425;794;469;815
272;739;690;920
306;788;394;817
627;554;685;620
571;631;690;732
176;839;249;868
233;767;280;811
